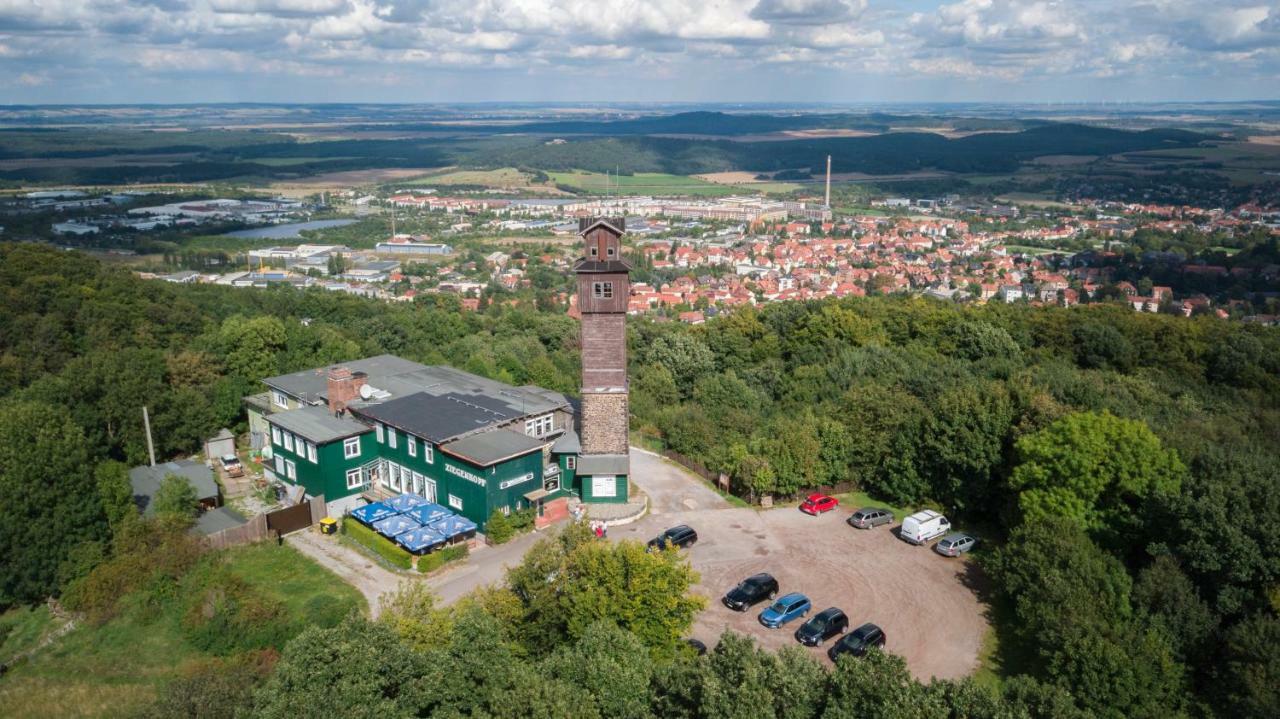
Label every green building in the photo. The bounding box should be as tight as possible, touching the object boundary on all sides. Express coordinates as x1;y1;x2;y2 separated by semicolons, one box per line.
250;356;597;530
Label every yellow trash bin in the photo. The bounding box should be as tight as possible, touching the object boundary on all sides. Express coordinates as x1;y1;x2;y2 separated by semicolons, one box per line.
319;517;338;535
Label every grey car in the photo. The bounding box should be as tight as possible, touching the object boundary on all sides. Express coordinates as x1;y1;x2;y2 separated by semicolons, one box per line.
847;507;894;529
934;533;977;557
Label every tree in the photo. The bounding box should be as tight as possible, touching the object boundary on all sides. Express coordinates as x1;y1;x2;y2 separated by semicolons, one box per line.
153;474;200;520
95;460;136;532
543;622;655;719
823;649;944;719
254;617;427;718
1009;411;1184;534
505;522;704;656
643;333;715;397
218;315;286;381
1218;613;1280;718
0;402;103;606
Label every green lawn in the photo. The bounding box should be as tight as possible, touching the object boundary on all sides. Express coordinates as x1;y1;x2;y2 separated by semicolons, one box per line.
0;542;364;719
549;170;740;197
0;606;61;668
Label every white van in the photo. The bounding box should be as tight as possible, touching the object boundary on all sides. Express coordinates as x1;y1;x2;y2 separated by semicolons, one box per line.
900;510;950;545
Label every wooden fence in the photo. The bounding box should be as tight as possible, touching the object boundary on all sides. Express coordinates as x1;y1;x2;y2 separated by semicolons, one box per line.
204;513;271;550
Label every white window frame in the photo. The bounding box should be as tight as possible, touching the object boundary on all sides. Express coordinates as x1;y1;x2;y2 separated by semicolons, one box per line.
592;281;613;299
285;459;297;480
306;441;317;463
343;436;360;459
375;423;384;443
387;427;397;449
346;468;362;490
274;455;285;475
447;494;463;510
271;426;282;446
388;462;402;491
407;435;417;457
424;443;434;464
271;390;289;408
524;414;554;438
283;432;294;453
566;456;576;470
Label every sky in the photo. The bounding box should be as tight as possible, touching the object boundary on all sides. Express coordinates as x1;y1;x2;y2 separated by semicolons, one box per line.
0;0;1276;104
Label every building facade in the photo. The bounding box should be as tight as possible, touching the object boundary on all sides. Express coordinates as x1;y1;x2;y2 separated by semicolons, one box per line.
573;217;632;502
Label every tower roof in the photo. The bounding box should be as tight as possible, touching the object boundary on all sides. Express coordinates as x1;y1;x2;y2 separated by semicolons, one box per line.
578;217;625;235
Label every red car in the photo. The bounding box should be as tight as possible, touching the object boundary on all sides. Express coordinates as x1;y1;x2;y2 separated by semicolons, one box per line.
800;493;839;515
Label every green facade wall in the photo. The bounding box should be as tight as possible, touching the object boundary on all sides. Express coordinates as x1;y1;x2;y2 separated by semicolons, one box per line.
578;473;628;503
267;426;374;502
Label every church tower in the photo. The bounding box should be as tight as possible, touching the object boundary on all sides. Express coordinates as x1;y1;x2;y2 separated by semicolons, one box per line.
573;217;630;502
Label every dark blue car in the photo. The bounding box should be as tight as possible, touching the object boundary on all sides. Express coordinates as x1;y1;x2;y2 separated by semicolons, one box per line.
758;592;812;628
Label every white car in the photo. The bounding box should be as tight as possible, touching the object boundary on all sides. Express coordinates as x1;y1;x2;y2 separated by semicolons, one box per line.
899;510;950;545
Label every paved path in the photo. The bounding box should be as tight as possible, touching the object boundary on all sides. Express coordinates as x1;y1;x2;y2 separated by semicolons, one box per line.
630;447;732;515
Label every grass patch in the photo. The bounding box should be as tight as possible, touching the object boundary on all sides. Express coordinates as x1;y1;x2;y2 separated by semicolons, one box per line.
408;167;537;187
829;490;913;521
0;541;363;719
549;170;740;197
0;606;60;667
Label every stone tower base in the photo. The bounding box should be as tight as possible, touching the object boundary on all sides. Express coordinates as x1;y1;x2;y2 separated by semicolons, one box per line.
580;391;629;455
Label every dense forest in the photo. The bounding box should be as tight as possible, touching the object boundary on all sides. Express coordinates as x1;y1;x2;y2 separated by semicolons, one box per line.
1;243;1278;717
0;121;1205;184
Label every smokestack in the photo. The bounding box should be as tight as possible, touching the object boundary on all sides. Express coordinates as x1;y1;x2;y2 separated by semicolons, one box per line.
825;155;832;208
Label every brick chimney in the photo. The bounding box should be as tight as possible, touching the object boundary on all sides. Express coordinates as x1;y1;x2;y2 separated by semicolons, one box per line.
327;367;365;414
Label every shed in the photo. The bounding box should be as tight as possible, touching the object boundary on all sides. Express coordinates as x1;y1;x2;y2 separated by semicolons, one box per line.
204;428;236;461
129;460;221;516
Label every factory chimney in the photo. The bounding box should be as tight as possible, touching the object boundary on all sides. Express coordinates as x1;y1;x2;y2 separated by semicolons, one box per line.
824;155;832;208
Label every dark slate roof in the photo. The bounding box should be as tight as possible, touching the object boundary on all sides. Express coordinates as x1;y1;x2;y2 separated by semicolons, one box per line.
355;392;514;444
441;430;546;467
551;430;580;454
577;454;630;475
262;354;427;404
267;405;371;444
194;506;248;536
129;460;219;516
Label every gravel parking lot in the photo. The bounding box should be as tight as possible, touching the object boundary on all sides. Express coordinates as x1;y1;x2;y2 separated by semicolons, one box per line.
618;452;990;681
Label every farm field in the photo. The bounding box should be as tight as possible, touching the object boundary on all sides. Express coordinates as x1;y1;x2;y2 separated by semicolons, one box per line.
548;170;741;197
406;167;544;188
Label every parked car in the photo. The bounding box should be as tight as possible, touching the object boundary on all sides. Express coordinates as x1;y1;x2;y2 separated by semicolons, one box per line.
934;533;977;557
684;638;708;656
800;493;839;515
899;510;950;545
847;507;893;529
647;525;698;551
758;592;812;628
827;623;886;662
794;607;849;646
220;453;244;478
722;573;780;611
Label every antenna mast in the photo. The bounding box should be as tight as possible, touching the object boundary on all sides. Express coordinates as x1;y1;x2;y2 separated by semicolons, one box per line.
825;155;832;208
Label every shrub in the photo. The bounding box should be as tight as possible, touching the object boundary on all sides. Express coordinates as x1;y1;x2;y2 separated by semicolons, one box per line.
485;510;515;544
341;518;412;570
509;507;536;532
181;569;291;655
416;543;469;574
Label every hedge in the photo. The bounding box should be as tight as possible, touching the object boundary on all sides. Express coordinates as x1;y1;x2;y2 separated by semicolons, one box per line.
416;544;469;574
341;518;412;571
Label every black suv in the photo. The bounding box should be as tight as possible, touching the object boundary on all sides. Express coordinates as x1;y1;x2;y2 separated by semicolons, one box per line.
827;623;886;662
647;525;698;551
721;573;780;611
795;607;849;646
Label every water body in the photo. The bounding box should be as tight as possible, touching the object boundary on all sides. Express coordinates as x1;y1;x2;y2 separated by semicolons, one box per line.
223;219;357;240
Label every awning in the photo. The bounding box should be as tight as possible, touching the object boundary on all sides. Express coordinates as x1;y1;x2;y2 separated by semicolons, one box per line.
523;488;551;502
350;501;397;525
405;502;451;525
385;492;427;513
372;514;423;539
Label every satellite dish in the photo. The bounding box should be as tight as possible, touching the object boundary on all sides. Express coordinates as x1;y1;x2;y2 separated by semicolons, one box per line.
359;384;374;399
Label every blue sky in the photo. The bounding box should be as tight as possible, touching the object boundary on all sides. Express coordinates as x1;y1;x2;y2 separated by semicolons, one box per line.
0;0;1276;104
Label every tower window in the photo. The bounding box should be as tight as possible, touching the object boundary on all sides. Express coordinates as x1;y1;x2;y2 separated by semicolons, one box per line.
607;246;616;257
592;282;613;299
590;246;598;257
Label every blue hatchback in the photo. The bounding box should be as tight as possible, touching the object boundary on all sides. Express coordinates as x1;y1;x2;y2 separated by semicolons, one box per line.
758;592;812;628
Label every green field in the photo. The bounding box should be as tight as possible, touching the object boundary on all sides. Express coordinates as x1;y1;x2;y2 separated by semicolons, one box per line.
407;167;539;187
549;170;741;197
0;542;364;719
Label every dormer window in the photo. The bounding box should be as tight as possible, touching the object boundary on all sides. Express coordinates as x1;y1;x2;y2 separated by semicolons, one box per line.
590;246;598;257
607;246;616;257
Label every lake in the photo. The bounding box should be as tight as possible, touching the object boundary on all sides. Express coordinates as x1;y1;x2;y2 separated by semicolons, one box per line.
223;219;357;240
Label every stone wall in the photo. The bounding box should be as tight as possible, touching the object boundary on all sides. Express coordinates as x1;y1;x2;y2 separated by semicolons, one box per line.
580;391;630;455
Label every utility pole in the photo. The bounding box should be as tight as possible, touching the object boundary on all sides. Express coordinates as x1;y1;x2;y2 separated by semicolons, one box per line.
142;406;156;467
